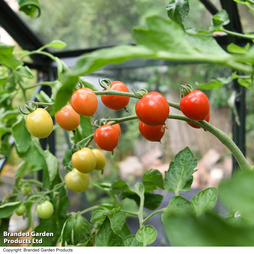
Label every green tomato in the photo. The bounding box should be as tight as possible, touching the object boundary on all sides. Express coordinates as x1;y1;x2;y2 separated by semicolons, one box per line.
36;201;54;219
21;184;32;195
65;168;90;193
15;204;26;216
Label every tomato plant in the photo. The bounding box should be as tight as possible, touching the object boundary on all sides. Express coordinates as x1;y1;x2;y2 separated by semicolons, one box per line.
15;204;26;216
25;108;53;138
180;90;210;121
94;125;119;152
21;184;32;195
71;148;96;173
101;81;130;111
92;149;106;170
64;168;90;193
55;104;80;131
139;121;166;142
36;201;54;220
135;92;170;126
70;88;98;116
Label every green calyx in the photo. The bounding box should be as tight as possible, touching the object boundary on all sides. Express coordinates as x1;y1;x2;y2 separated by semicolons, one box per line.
133;88;148;99
180;84;193;98
18;101;38;115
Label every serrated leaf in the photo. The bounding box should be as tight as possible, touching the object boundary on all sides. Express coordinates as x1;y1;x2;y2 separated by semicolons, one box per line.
15;160;31;178
12;117;32;153
191;187;218;217
111;178;130;195
0;202;21;218
163;147;197;194
135;225;157;246
0;42;22;69
14;66;34;79
124;235;143;246
108;211;126;234
44;150;58;184
95;217;124;246
142;168;164;192
209;9;230;32
227;43;250;54
161;196;193;224
61;218;75;246
90;210;107;223
166;0;190;26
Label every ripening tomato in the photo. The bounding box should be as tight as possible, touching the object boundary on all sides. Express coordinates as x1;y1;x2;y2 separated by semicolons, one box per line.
180;90;210;121
36;201;54;220
71;148;96;173
25;108;53;138
135;92;170;126
139;121;165;142
55;104;80;131
70;88;98;116
187;112;210;129
15;204;27;216
108;121;121;137
94;125;119;152
101;81;130;110
65;168;90;193
92;149;106;170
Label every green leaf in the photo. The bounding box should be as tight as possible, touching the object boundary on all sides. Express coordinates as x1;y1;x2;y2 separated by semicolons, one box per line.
0;202;21;218
163;147;197;194
70;116;93;143
117;222;131;240
219;170;254;222
227;43;250;54
12;117;32;153
18;0;41;18
108;211;126;234
238;78;251;88
111;178;130;195
0;43;22;69
209;9;230;32
14;66;34;79
143;193;163;210
163;212;254;246
61;218;75;246
191;187;218;217
95;217;124;246
15;160;31;178
39;40;67;51
135;225;157;246
124;235;143;247
90;210;107;223
33;217;57;246
142;168;164;192
44;150;58;184
133;16;194;54
161;196;193;224
165;0;190;26
197;76;232;90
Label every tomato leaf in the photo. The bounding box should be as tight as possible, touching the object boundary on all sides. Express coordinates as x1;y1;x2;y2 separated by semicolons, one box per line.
142;168;164;192
165;0;190;26
95;217;124;246
219;170;254;223
191;187;218;217
108;211;126;234
15;160;31;178
0;202;21;218
0;43;22;69
39;40;67;51
161;196;193;224
163;212;254;246
18;0;41;18
227;43;250;54
163;147;197;194
124;235;143;247
12;117;32;153
209;9;230;32
197;76;232;90
135;225;157;246
14;66;34;79
44;150;58;184
111;178;129;195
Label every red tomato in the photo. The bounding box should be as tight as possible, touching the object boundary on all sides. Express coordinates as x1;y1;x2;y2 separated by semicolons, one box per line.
70;88;98;116
94;125;119;151
108;121;121;137
55;104;80;131
101;81;130;111
180;90;210;121
139;121;165;142
135;92;170;126
187;112;210;129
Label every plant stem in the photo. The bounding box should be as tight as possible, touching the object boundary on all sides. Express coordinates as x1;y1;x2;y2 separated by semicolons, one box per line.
220;28;254;40
18;81;27;102
143;208;165;225
168;114;253;171
95;90;139;98
138;193;145;228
